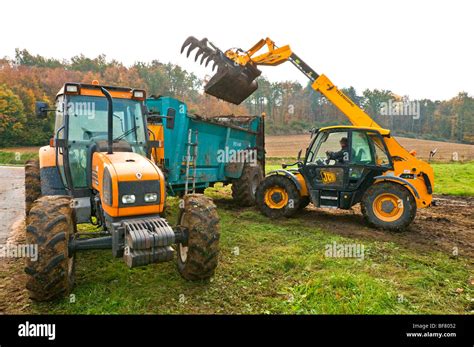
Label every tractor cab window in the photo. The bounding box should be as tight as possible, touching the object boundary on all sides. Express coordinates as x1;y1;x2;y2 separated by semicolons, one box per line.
54;96;65;137
307;131;350;165
350;131;374;165
65;95;147;189
67;95;146;147
54;96;67;186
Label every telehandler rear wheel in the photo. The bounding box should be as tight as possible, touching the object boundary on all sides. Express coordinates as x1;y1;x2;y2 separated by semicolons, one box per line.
25;196;76;301
231;163;264;206
25;159;41;215
256;175;301;218
361;182;417;231
177;194;220;280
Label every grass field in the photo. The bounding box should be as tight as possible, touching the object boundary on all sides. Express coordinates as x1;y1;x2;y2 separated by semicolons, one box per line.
431;162;474;196
0;149;39;166
266;135;474;162
21;186;471;314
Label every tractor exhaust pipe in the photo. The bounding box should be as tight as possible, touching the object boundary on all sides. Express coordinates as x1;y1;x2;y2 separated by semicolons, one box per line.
181;36;261;105
100;87;114;154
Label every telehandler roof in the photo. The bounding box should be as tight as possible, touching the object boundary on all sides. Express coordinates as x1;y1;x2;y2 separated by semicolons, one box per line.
319;125;391;136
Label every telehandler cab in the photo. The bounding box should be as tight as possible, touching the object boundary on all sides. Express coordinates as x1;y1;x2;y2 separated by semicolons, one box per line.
182;37;434;230
25;81;220;301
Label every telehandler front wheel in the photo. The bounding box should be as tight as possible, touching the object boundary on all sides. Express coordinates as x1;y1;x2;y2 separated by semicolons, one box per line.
25;159;41;215
256;175;301;218
361;182;417;231
177;194;220;280
299;196;311;210
25;196;76;301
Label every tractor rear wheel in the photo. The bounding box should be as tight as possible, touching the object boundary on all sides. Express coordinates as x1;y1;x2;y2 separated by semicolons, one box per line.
25;159;41;215
231;163;264;206
25;196;76;301
177;194;220;280
361;182;417;231
256;175;301;218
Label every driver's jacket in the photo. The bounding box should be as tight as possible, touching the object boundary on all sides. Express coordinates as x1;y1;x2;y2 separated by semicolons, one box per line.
327;148;352;163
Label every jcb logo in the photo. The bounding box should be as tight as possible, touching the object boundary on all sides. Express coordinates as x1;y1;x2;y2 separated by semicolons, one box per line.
320;171;337;184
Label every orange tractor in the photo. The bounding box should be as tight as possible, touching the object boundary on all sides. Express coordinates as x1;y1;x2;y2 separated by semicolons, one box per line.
25;81;220;301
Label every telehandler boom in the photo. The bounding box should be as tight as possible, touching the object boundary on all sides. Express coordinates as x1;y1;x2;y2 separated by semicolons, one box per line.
182;37;434;230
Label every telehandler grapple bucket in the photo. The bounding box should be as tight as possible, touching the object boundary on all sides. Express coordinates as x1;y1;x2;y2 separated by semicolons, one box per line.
181;36;261;104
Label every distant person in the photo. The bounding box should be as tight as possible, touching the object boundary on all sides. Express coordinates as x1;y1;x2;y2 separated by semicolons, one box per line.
326;137;350;163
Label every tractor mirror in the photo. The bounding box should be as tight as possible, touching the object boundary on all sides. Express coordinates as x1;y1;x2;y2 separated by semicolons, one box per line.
35;101;49;118
429;148;438;162
166;108;176;129
297;149;302;161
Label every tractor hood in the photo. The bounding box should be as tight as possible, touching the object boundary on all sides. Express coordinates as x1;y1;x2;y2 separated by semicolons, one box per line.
102;151;162;182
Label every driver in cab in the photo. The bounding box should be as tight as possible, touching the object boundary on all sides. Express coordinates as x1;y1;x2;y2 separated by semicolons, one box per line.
326;137;350;164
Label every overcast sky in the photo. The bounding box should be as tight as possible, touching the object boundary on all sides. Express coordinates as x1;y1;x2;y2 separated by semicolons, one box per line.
1;0;472;100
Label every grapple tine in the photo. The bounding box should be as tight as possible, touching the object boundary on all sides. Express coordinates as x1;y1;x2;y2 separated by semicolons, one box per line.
194;47;206;62
204;55;214;68
185;42;200;58
180;36;197;54
200;51;211;65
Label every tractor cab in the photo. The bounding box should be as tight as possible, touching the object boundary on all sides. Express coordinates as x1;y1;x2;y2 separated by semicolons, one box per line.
35;81;163;224
44;82;149;195
301;126;393;208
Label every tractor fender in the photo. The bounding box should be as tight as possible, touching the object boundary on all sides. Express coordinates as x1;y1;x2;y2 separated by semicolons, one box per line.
373;174;420;199
267;170;308;196
38;146;66;196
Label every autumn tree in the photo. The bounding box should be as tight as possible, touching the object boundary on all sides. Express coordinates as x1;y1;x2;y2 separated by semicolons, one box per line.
0;84;25;146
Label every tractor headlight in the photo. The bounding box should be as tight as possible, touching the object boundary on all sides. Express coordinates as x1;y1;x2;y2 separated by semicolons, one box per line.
121;195;136;204
132;89;145;100
65;84;80;95
144;193;158;203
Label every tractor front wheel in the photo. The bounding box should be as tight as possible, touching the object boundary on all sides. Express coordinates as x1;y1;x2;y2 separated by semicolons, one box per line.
361;182;417;231
25;196;76;301
256;175;301;218
177;194;220;280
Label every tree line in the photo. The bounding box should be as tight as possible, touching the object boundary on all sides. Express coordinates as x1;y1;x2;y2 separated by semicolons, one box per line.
0;49;472;147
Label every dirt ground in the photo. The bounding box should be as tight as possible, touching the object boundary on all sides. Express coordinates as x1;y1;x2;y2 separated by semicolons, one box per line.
297;195;474;259
0;219;30;313
266;134;474;161
0;166;25;243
